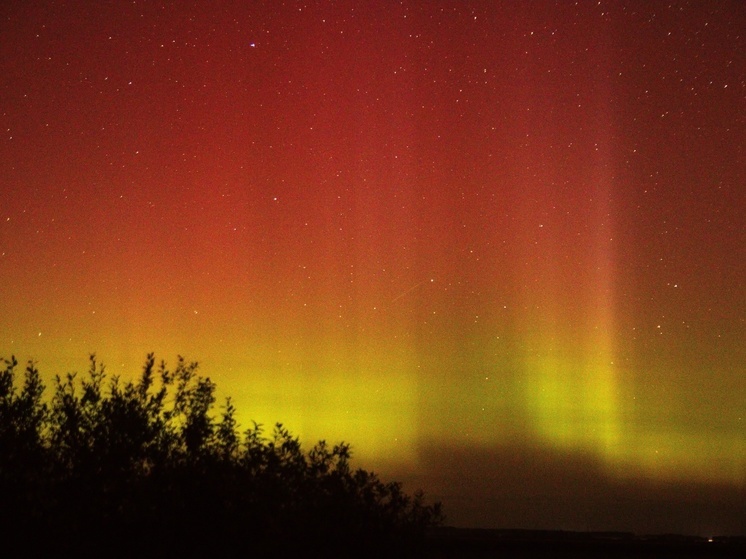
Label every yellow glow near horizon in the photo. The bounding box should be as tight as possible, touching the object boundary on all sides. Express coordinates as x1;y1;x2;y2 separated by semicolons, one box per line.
525;354;621;454
229;367;418;467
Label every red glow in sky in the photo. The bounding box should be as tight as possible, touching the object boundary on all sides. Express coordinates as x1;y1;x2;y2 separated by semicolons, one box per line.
1;1;744;535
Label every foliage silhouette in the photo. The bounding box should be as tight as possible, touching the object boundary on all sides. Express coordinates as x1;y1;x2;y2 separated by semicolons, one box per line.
0;354;442;557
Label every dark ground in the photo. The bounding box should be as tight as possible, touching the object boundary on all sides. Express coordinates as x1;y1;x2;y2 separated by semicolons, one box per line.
423;528;746;558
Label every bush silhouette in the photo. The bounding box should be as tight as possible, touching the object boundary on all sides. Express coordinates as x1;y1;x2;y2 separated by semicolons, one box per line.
0;354;442;557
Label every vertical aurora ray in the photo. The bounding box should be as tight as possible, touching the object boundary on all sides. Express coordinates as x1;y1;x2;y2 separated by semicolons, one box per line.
519;188;621;461
518;55;623;463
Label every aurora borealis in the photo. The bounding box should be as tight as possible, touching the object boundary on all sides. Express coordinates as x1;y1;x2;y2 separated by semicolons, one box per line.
1;1;744;535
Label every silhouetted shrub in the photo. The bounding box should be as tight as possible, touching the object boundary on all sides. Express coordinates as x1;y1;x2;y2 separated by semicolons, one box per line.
0;354;442;557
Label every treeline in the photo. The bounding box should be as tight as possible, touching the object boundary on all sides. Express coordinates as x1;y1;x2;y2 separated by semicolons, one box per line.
0;354;442;557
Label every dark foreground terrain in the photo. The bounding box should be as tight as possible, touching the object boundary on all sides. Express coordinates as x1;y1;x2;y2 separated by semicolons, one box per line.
424;528;746;558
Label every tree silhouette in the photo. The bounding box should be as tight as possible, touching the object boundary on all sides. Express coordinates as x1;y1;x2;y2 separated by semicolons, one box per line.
0;354;442;557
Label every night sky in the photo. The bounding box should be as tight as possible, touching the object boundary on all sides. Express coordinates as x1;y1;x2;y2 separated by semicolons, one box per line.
2;1;744;535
